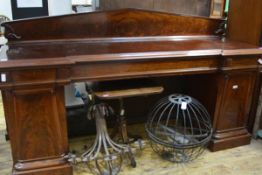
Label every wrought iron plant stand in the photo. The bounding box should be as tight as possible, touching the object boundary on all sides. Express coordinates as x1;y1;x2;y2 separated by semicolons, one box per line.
65;87;136;175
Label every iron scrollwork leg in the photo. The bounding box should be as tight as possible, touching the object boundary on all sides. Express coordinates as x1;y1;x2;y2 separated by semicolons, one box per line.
82;103;136;174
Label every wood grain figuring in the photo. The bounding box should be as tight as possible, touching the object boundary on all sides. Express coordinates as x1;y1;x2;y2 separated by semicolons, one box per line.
215;72;256;130
3;87;72;174
11;69;56;84
72;57;219;82
210;71;256;151
0;37;261;71
99;0;211;17
0;58;72;71
95;86;164;99
221;56;260;71
99;0;154;11
227;0;262;135
227;0;262;46
10;88;67;161
0;9;261;175
0;74;72;174
2;9;222;41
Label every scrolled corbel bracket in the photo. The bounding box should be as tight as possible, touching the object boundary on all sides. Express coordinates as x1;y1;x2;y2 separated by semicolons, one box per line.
214;18;227;40
2;24;22;40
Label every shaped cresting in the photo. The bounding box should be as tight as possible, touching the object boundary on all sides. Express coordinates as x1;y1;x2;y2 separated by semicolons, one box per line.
1;7;260;175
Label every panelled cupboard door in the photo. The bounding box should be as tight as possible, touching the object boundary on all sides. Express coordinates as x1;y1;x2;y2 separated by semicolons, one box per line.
216;72;256;131
5;87;69;162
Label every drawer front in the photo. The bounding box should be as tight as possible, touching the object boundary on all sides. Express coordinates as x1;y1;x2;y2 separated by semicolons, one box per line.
0;69;59;89
72;57;219;81
222;56;259;71
11;69;56;83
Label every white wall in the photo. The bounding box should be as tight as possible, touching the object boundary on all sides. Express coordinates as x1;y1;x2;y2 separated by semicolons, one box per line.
72;0;92;5
0;0;73;19
48;0;72;16
0;0;13;20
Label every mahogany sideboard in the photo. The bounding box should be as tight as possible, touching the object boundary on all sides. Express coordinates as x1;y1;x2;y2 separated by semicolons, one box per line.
0;9;262;175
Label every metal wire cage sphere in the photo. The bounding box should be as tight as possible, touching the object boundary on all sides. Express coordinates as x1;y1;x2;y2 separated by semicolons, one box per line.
145;94;213;163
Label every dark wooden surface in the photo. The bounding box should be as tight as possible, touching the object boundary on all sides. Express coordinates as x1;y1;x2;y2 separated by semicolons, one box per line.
210;71;256;151
0;37;261;71
227;0;262;133
0;9;261;175
99;0;211;17
228;0;262;46
2;9;222;41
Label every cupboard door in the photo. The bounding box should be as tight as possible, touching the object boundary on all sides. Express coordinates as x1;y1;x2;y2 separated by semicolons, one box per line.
216;72;256;131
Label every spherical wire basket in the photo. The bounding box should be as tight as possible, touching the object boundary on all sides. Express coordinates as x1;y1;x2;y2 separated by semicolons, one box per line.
145;94;213;163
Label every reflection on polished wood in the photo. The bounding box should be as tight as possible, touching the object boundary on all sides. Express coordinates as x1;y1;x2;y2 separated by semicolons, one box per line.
95;86;164;99
0;8;261;175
